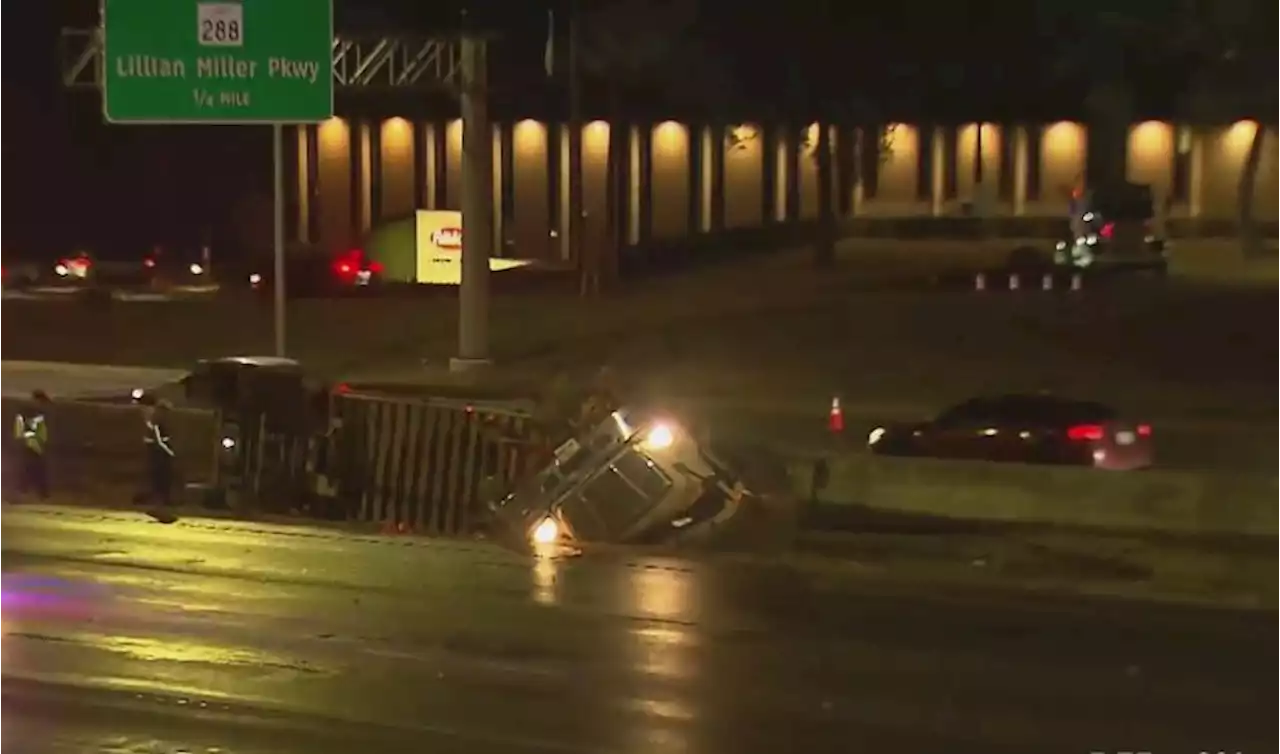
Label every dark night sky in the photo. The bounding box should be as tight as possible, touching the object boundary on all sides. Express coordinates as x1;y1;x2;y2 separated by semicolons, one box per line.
2;0;1273;260
2;0;519;259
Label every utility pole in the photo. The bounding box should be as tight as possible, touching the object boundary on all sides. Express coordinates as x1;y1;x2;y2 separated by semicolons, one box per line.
452;36;493;371
567;0;589;296
272;123;287;356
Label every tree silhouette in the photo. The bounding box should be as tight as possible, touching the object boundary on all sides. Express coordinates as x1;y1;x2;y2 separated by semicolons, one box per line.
1172;0;1275;256
1044;0;1275;254
573;0;736;288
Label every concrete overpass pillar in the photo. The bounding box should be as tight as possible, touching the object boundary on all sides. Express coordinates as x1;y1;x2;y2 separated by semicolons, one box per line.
1012;124;1029;217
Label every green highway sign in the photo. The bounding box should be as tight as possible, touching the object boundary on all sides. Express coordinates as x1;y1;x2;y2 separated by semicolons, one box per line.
103;0;333;124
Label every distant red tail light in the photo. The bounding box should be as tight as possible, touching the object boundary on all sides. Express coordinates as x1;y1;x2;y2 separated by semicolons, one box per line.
333;249;368;281
1136;424;1152;437
1066;424;1105;441
367;260;383;274
332;382;351;394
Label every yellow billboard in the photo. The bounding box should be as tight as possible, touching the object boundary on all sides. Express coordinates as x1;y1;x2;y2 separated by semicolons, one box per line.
414;210;531;285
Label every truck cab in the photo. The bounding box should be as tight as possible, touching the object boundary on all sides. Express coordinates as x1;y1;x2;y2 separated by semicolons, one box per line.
486;407;748;552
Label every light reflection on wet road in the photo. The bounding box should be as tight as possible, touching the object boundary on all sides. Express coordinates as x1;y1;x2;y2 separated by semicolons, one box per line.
2;504;1275;753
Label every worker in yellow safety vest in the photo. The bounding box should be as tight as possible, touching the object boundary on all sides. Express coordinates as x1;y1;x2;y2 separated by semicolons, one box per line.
12;390;52;499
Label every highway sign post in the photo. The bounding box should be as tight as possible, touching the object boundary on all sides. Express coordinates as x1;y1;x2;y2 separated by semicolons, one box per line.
102;0;334;356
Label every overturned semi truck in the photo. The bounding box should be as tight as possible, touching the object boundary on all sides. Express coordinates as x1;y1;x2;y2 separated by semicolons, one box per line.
485;406;757;552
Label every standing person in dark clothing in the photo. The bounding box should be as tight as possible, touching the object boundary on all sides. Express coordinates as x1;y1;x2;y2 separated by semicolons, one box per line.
12;390;52;498
141;399;177;506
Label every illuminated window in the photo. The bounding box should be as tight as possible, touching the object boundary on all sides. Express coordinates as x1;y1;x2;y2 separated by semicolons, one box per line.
381;117;412;155
1224;120;1258;154
318;117;348;153
652;121;687;155
726;124;759;152
445;118;463;152
514;119;546;156
1043;121;1084;156
584;120;610;157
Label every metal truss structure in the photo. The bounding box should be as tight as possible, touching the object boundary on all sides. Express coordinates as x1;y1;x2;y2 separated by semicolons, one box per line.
59;27;462;92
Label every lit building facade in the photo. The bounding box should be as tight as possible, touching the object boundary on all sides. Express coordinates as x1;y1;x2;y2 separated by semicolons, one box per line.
293;119;1278;258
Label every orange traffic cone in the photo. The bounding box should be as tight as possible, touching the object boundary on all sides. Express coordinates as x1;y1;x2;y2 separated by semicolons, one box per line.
828;396;845;433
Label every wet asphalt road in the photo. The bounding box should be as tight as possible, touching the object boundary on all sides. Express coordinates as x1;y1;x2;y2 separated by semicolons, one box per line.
2;504;1275;754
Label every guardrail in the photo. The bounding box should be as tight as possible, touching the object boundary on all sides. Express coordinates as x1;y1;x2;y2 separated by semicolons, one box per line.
790;454;1278;537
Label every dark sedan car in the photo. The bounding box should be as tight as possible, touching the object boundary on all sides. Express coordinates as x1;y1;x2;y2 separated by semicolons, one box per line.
867;394;1153;470
248;248;384;297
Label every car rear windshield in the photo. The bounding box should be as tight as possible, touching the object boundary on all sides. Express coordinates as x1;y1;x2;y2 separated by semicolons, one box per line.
1004;397;1117;425
941;396;1118;426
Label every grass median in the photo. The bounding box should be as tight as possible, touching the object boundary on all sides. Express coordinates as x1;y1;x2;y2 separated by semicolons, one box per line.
3;242;1273;459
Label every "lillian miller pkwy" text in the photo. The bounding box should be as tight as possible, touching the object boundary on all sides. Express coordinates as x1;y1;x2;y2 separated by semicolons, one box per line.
115;54;321;83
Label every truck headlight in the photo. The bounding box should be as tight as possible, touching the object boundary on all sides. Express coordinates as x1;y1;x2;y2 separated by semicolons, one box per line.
643;423;674;450
532;516;559;544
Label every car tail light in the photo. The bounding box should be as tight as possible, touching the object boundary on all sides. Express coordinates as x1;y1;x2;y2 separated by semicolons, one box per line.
332;382;351;394
1066;424;1105;441
367;260;383;274
1136;424;1152;437
333;249;367;281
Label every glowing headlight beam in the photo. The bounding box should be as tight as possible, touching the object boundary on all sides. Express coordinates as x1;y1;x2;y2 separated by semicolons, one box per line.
532;517;559;544
644;423;674;450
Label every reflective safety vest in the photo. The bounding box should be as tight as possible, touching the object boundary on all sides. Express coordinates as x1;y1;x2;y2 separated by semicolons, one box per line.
13;413;48;454
144;420;175;457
